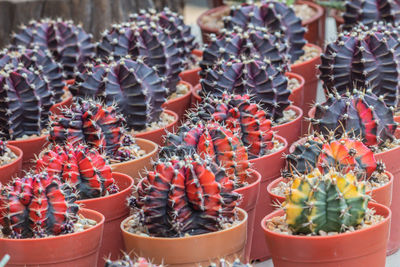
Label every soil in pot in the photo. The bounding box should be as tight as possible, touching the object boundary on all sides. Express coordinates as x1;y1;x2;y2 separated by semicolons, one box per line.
272;105;303;146
162;81;193;123
0;145;23;183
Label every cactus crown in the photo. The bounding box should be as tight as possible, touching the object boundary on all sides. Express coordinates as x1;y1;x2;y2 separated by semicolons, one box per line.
0;172;79;238
319;23;400;108
284;168;369;234
11;18;95;79
223;1;306;61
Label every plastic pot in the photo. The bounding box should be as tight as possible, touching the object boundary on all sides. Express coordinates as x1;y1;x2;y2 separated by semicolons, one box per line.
9;135;49;171
121;208;248;266
0;208;105;267
0;145;23;183
111;138;158;181
249;135;288;261
162;81;193;123
135;109;178;146
234;169;261;263
179;49;203;87
261;202;391;267
272;105;303;146
196;5;230;44
299;1;325;47
77;173;134;266
50;85;73;116
287;72;305;109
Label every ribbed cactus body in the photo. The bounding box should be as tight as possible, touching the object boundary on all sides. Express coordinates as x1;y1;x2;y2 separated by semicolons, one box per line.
286;137;324;174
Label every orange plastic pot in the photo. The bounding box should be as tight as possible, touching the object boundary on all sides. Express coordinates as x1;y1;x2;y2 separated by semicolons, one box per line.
77;173;134;266
162;81;193;123
249;135;288;261
0;145;23;183
0;208;105;267
135;109;178;146
299;1;325;47
179;49;203;87
287;72;305;109
272;105;303;146
234;169;261;262
111;138;158;181
261;202;391;267
9;135;49;171
121;208;248;266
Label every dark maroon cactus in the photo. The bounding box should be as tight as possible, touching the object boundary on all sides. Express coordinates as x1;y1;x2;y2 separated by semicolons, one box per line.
11;18;95;79
200;57;291;121
223;1;306;61
311;90;397;147
319;23;400;108
0;46;65;103
69;58;167;131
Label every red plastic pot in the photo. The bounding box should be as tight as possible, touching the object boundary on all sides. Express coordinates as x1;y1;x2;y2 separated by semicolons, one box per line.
9;135;49;171
272;105;303;146
0;145;23;183
0;208;105;267
135;109;178;146
299;1;325;47
162;81;193;123
261;202;391;267
249;135;288;261
77;172;134;266
234;169;261;263
179;49;203;87
287;72;305;109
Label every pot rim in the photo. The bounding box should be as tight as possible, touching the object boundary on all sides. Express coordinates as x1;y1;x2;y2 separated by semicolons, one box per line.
196;5;230;32
134;109;178;137
298;0;324;25
250;135;288;164
272;105;303;129
121;207;248;241
291;43;322;69
234;168;261;193
8;134;49;145
1;145;23;170
164;81;193;105
286;72;305;94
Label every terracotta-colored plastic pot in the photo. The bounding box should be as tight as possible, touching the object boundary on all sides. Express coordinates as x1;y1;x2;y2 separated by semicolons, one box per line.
50;94;73;116
268;171;393;208
272;105;303;146
287;72;305;109
191;84;203;109
9;135;49;171
261;202;391;267
234;169;261;263
299;1;325;47
0;145;23;183
111;138;158;181
121;208;248;266
135;109;178;146
0;208;105;267
179;49;203;87
77;173;134;266
197;5;230;44
249;135;288;261
162;81;193;123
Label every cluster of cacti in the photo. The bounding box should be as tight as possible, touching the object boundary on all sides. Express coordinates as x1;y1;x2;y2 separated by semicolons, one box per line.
223;1;307;61
49;98;139;161
0;46;65;103
200;57;291;121
208;259;252;267
311;90;397;147
105;255;160;267
284;168;369;234
187;93;275;158
130;154;241;237
319;23;400;108
0;172;79;238
11;18;95;79
69;58;167;131
36;143;117;200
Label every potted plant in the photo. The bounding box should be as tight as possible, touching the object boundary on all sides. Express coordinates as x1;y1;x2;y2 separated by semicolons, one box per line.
0;172;105;266
0;140;23;184
122;154;248;266
261;167;391;267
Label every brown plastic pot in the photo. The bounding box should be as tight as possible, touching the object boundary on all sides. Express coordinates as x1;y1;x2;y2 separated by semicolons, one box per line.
135;109;178;146
249;135;288;261
9;135;49;171
0;208;105;267
234;169;261;263
299;1;325;47
261;202;391;267
111;138;158;181
121;208;248;266
272;105;303;146
287;72;305;109
77;173;134;266
162;81;193;123
0;145;23;183
179;49;203;87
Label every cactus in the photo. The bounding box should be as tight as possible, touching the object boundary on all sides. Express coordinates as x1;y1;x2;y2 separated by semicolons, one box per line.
105;255;160;267
284;169;369;234
0;65;53;139
49;98;139;161
208;259;252;267
69;58;167;131
319;23;400;108
11;18;95;79
36;143;117;200
223;1;307;61
311;90;397;147
0;172;79;238
130;154;241;237
200;57;291;121
162;122;250;187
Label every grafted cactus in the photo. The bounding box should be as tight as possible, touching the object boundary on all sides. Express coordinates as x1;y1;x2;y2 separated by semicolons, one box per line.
105;255;160;267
